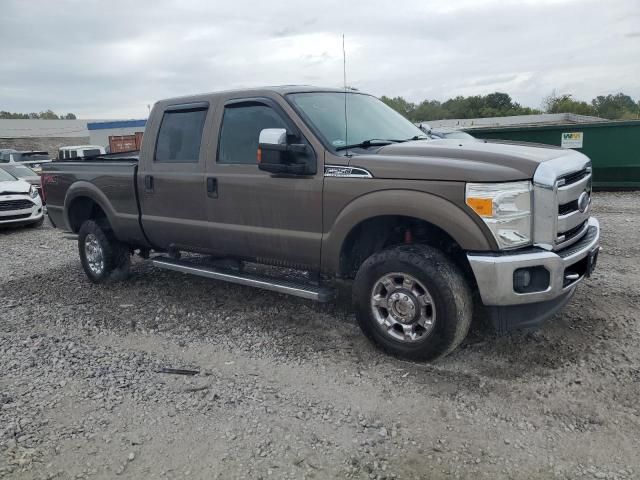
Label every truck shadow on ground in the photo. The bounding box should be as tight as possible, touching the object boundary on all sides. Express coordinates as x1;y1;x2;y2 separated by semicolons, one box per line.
2;259;621;383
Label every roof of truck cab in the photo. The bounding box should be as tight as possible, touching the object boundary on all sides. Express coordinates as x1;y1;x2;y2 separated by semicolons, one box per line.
156;86;363;105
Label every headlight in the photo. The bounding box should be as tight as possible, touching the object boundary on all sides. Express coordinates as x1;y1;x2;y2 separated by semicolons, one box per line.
29;185;39;199
465;181;532;249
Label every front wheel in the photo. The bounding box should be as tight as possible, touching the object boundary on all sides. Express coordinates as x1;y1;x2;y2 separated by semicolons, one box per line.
78;220;130;283
353;244;472;361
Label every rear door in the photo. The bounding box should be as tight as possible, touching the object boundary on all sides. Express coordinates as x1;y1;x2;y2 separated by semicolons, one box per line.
137;101;213;251
204;95;324;270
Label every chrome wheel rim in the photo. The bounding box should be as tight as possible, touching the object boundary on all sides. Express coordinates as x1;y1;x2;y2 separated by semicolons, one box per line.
371;272;436;343
84;233;105;275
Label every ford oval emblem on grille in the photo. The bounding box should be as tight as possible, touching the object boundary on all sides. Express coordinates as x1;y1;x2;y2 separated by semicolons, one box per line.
578;191;590;213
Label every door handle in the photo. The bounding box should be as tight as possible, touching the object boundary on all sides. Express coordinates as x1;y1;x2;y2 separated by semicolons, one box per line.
207;177;218;198
144;175;154;193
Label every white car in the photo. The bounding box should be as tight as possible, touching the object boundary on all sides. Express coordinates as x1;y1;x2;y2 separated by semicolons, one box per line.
0;168;44;228
0;149;52;174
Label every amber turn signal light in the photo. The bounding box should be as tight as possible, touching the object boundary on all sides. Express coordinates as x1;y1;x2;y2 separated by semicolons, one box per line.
466;197;493;217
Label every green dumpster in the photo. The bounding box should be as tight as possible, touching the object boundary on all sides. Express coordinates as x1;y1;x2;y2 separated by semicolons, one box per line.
466;120;640;188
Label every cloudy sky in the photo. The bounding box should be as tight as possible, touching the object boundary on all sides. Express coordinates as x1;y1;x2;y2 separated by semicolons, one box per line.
2;0;639;118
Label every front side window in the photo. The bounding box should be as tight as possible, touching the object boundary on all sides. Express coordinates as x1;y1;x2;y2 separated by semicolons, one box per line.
155;108;208;163
288;92;426;150
218;103;287;164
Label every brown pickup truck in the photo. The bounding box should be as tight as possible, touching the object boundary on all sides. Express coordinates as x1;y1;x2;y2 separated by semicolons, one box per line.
42;86;600;360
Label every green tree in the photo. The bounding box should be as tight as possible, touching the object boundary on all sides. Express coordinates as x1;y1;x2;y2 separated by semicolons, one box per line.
543;93;596;116
0;109;77;119
380;96;416;119
413;100;446;121
39;109;59;119
484;92;513;111
591;93;638;119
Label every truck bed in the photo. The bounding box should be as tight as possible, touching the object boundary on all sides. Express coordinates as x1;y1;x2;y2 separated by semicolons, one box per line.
42;160;147;246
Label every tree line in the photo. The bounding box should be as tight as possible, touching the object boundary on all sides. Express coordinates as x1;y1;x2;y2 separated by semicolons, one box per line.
381;92;640;122
0;109;77;120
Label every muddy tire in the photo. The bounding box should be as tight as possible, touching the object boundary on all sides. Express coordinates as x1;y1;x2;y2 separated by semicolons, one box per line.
78;220;130;284
353;244;472;361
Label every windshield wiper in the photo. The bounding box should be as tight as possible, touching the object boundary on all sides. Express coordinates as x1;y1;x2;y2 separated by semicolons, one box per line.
335;139;400;151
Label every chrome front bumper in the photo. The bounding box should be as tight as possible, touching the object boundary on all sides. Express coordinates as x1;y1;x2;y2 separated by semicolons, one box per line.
467;217;600;306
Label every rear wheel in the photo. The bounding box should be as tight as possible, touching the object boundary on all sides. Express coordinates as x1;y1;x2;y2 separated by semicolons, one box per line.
78;220;130;283
353;244;472;361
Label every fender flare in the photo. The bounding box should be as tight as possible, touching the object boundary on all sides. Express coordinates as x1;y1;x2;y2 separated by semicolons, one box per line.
321;189;495;275
63;181;121;233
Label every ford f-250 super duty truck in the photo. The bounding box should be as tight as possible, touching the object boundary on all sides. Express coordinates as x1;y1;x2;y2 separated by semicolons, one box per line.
42;86;600;360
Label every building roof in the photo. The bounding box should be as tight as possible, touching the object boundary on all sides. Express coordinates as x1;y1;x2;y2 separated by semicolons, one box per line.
87;120;146;130
419;113;608;130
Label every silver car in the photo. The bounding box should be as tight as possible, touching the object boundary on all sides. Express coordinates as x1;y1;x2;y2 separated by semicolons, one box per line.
0;168;44;228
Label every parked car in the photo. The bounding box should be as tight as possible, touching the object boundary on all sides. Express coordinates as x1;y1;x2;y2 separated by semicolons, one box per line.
0;167;44;228
58;145;106;161
0;164;44;203
0;149;52;174
43;86;600;360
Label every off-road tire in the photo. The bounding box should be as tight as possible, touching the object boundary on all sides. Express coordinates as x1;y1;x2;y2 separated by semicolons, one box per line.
353;244;472;361
78;220;130;284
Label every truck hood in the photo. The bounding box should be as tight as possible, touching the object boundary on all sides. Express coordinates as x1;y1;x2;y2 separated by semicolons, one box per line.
351;139;587;182
0;180;31;195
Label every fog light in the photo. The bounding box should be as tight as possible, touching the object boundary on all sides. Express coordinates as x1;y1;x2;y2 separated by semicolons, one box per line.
514;269;531;290
513;267;550;293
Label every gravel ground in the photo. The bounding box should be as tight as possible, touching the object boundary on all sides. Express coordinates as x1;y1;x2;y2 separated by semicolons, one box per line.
1;191;639;480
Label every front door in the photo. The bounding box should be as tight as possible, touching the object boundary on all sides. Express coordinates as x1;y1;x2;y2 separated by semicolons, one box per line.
137;102;212;252
205;97;324;270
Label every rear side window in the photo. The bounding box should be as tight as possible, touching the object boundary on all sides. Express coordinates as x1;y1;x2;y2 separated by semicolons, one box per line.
155;108;208;163
83;149;101;157
218;104;287;164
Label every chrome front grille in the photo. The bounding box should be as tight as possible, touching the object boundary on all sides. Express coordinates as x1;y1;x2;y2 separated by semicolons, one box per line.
533;153;592;251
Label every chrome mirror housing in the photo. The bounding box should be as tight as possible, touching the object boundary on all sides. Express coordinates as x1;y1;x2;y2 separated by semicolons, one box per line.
258;128;287;146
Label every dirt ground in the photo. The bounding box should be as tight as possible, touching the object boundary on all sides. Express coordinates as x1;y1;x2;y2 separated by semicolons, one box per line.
1;192;638;480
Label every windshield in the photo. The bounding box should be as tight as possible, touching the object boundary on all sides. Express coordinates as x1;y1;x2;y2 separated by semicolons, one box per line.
1;165;37;178
15;153;49;162
0;169;17;182
288;92;426;151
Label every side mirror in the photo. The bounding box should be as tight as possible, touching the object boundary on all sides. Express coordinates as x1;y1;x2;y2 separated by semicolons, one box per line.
257;128;313;175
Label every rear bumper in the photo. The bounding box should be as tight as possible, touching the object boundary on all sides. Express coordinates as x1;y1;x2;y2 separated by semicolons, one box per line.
467;217;600;307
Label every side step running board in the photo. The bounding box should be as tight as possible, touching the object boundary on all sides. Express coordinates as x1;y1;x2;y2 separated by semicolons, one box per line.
151;257;334;302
